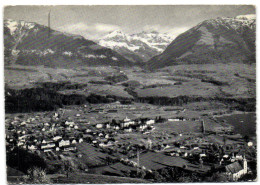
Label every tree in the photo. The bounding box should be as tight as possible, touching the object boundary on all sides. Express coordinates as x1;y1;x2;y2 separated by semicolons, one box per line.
153;171;165;182
21;167;51;184
160;168;172;181
62;159;75;178
243;135;250;143
137;169;146;179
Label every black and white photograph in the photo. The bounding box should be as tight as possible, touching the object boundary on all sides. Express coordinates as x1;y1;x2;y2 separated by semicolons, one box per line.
3;4;257;183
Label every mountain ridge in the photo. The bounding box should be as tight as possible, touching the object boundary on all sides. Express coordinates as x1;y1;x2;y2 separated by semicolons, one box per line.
4;19;134;68
98;30;174;63
147;14;256;69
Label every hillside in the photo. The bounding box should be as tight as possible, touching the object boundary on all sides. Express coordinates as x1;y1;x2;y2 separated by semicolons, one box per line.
147;14;256;69
99;30;174;63
4;19;133;68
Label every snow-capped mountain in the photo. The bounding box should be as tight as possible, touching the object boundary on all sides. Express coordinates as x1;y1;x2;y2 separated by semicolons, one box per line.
147;14;256;69
98;30;174;63
4;19;133;67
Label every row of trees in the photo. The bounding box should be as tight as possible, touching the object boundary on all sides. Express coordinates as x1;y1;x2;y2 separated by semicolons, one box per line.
121;166;205;182
5;85;134;113
136;95;256;111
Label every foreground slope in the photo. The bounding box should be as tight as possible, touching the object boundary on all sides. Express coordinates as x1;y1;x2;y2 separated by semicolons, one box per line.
4;19;133;68
148;14;256;69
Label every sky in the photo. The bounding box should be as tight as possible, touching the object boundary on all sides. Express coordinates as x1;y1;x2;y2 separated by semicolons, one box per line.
4;5;255;40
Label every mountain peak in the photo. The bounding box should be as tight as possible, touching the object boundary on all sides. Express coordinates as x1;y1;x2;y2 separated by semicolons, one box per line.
4;19;133;67
99;30;174;63
147;14;256;69
235;14;256;20
106;30;126;38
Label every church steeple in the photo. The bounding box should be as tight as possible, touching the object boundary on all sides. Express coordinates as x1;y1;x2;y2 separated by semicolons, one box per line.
243;155;247;174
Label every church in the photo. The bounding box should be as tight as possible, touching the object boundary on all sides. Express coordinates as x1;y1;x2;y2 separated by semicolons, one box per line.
223;156;248;181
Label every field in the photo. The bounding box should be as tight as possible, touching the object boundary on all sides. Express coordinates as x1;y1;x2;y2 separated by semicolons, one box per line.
92;152;211;176
5;63;255;99
215;112;256;137
72;143;114;167
154;121;202;134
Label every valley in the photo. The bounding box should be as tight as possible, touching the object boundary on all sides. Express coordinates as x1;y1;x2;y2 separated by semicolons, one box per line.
4;9;256;183
5;63;256;183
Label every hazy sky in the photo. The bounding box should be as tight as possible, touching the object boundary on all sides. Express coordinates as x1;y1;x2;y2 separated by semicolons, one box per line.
4;5;255;40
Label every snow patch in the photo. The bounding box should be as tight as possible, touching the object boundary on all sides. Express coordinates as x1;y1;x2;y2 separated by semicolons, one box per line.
236;14;256;20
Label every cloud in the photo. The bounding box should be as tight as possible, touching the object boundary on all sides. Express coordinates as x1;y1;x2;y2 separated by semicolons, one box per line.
57;22;120;40
57;22;190;41
166;27;191;37
143;25;190;39
94;23;120;32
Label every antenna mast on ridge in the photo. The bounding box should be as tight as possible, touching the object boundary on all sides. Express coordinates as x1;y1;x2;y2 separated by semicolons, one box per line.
48;9;51;38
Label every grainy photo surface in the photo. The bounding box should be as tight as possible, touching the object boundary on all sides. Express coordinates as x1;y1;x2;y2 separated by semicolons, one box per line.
4;5;256;183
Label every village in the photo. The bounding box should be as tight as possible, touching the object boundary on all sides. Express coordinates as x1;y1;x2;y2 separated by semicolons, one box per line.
5;101;256;182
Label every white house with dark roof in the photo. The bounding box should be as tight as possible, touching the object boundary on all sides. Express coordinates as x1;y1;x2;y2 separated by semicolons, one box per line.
59;139;70;147
224;157;248;181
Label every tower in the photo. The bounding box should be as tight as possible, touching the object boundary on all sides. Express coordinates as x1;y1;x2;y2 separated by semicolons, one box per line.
243;156;247;174
48;10;51;38
201;120;205;134
199;157;203;168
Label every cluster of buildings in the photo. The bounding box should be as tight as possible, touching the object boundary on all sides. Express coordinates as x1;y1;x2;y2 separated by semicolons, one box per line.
158;133;250;181
5;108;252;182
6;115;85;154
5;111;156;156
95;116;155;133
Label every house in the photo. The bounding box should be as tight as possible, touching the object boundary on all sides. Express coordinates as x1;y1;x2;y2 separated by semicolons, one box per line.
121;122;130;128
168;118;180;122
72;139;77;144
124;117;131;122
63;145;77;152
42;139;53;144
59;139;70;147
200;153;207;158
224;157;248;181
20;121;27;126
28;145;37;151
52;136;62;141
125;127;133;133
105;134;109;139
41;143;55;149
96;124;103;129
17;141;24;147
85;129;92;133
44;123;50;126
146;120;155;125
43;148;53;153
65;121;75;127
